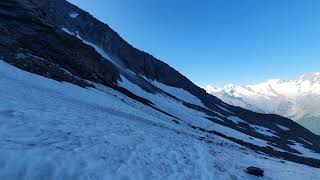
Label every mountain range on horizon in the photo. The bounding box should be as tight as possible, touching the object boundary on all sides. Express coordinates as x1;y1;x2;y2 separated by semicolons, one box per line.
0;0;320;179
205;72;320;135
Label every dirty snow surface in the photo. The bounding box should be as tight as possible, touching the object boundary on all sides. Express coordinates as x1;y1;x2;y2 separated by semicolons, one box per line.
0;60;320;180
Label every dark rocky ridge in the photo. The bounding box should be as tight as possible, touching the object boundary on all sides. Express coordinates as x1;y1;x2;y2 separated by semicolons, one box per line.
1;0;320;168
28;0;224;109
0;0;119;87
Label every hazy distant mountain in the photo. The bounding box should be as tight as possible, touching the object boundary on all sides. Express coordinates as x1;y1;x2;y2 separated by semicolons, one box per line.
205;73;320;134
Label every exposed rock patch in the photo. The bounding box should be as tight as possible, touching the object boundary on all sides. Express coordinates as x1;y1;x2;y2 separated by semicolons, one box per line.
245;166;264;177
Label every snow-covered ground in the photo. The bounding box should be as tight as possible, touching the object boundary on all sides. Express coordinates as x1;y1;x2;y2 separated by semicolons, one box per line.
1;60;320;179
289;142;320;160
150;79;206;108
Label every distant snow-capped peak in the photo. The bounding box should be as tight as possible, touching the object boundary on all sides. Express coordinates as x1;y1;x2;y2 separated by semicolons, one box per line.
205;72;320;134
299;72;320;81
206;72;320;98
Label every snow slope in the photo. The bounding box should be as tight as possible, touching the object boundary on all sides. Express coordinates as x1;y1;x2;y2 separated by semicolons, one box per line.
205;73;320;134
1;60;320;179
1;0;320;178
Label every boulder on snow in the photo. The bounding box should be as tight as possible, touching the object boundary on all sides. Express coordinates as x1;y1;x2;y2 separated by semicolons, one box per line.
245;166;264;177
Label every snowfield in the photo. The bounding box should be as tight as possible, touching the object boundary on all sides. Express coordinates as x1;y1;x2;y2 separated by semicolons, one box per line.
1;60;320;180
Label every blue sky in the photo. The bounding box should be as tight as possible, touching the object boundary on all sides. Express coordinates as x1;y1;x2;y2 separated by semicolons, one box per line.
68;0;320;86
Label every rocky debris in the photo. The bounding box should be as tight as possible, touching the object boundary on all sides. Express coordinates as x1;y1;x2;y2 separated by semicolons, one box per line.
5;52;93;88
245;166;264;177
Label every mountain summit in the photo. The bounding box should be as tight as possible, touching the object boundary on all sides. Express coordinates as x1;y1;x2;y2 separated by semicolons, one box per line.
0;0;320;179
205;72;320;134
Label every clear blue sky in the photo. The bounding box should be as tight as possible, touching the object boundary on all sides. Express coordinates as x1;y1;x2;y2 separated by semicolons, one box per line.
68;0;320;86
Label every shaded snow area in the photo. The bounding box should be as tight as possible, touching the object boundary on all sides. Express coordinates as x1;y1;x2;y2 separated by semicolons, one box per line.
289;142;320;160
226;116;278;138
69;12;79;18
1;60;320;180
118;75;213;129
228;116;247;124
277;125;291;131
149;80;206;108
251;125;279;138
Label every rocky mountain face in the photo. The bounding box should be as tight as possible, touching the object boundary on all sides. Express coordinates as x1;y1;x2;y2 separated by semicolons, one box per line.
1;0;320;177
205;73;320;135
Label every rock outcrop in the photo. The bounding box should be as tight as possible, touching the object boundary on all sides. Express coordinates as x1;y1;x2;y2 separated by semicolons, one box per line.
245;166;264;177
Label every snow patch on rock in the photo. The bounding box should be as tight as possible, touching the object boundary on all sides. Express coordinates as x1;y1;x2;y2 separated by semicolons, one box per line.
69;12;78;18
